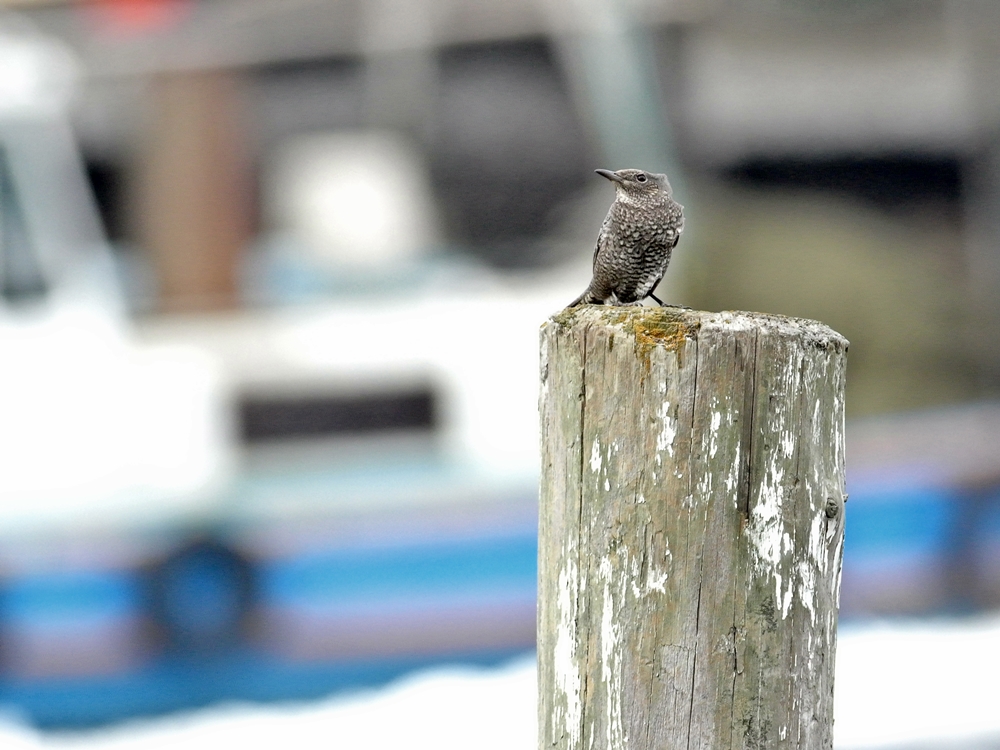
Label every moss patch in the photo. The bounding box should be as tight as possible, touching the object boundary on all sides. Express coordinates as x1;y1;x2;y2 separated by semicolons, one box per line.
630;311;694;354
551;306;589;328
603;308;697;360
550;305;698;366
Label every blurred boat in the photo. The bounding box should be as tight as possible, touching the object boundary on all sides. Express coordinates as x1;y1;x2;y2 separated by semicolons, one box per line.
2;13;1000;731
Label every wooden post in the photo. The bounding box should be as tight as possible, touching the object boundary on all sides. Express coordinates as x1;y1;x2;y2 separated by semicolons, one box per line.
538;307;848;750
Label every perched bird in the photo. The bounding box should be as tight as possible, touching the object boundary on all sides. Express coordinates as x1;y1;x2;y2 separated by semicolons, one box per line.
569;168;684;307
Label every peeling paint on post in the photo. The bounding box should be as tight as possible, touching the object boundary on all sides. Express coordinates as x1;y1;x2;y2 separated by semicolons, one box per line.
538;307;848;750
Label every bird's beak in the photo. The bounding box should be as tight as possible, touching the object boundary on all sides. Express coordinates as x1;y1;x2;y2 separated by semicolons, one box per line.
595;169;623;184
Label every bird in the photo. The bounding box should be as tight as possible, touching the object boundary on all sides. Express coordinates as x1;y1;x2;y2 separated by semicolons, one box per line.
569;168;684;307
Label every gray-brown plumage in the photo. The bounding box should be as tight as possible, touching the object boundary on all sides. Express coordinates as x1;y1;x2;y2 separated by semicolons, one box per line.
569;168;684;307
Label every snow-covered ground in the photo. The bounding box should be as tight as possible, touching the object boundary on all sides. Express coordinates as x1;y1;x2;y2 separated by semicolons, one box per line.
1;615;997;750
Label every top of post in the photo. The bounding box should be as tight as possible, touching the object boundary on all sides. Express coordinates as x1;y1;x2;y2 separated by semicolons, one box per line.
547;306;849;354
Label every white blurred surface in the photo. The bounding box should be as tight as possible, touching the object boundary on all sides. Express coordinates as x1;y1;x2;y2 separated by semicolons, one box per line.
266;131;439;270
0;304;232;533
0;26;78;118
835;616;1000;749
0;616;997;749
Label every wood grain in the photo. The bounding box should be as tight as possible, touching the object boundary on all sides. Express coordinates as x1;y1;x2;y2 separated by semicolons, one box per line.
539;306;848;750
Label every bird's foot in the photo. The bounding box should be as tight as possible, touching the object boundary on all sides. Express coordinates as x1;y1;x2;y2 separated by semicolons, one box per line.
648;293;691;310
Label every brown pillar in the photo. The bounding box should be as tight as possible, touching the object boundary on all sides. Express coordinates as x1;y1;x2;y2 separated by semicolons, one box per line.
138;69;251;312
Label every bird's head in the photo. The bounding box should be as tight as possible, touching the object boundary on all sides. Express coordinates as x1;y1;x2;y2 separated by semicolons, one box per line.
595;168;672;202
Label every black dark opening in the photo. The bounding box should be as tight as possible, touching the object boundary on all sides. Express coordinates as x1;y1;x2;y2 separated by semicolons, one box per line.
238;389;437;443
725;155;962;210
85;160;128;243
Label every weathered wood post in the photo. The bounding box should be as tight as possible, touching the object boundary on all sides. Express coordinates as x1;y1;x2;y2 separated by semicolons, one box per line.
539;307;848;750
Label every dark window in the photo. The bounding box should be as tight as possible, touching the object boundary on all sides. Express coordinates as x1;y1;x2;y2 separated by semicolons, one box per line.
726;155;962;210
238;388;437;443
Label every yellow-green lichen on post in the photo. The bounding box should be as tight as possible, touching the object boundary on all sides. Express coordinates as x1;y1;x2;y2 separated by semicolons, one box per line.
551;306;700;368
538;306;848;750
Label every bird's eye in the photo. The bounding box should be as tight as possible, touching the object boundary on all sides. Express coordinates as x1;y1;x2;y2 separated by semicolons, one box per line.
636;174;647;182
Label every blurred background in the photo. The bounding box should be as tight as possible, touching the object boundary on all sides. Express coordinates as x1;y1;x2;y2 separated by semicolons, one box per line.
0;0;999;746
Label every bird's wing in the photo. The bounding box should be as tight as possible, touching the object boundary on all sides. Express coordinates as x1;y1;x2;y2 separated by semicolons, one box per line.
658;210;683;250
647;223;683;293
592;214;613;265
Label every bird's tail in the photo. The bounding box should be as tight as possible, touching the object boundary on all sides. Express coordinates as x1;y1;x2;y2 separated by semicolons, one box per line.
568;289;596;307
